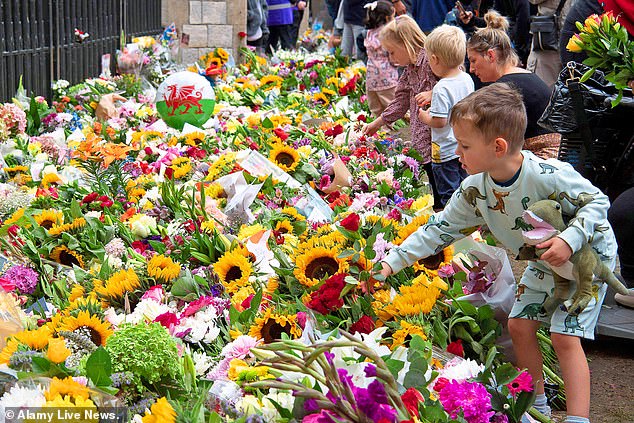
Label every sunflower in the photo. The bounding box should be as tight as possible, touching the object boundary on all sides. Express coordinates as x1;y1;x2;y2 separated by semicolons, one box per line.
34;209;64;229
259;75;284;90
412;273;449;292
413;245;454;273
312;92;329;105
171;157;192;179
281;206;305;221
95;268;141;302
391;321;427;350
48;217;87;236
50;245;85;269
269;144;300;172
294;246;348;287
4;165;29;174
0;338;19;365
184;131;206;146
205;182;225;199
274;219;294;235
249;308;302;343
59;310;113;346
383;285;441;319
371;289;394;323
13;326;53;350
366;215;398;230
131;130;164;148
147;254;181;283
4;208;25;225
268;115;292;127
394;214;431;245
45;376;91;401
214;250;254;294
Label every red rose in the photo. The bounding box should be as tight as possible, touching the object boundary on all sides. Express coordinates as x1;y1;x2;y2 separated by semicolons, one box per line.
154;311;179;329
82;192;99;204
446;339;464;357
340;213;360;232
238;31;247;38
349;315;375;334
401;388;424;418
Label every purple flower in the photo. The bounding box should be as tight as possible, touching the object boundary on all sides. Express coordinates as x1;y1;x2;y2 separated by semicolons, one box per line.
364;363;377;377
5;265;38;294
439;380;495;423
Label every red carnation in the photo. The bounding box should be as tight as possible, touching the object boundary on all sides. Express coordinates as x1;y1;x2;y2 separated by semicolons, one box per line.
82;192;99;204
273;127;289;140
340;213;360;232
349;315;375;334
433;377;450;392
401;388;424;418
154;311;179;329
306;274;346;315
446;339;464;357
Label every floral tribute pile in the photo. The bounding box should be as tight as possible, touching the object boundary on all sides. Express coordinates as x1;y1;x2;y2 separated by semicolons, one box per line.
0;38;538;423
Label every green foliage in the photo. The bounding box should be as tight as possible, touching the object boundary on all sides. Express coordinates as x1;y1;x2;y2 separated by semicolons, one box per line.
105;323;183;387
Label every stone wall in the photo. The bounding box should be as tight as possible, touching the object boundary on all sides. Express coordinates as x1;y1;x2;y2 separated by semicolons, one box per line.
162;0;247;65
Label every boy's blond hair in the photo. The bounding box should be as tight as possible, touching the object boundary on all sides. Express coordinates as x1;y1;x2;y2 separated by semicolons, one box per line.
424;24;467;68
379;15;426;65
450;83;526;152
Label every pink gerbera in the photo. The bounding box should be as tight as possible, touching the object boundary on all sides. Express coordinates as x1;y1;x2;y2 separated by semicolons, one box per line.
506;371;533;397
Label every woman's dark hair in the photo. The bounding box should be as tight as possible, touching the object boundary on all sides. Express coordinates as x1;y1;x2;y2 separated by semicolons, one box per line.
365;1;395;29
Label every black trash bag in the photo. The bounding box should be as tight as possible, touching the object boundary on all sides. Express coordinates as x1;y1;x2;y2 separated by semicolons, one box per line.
538;62;634;134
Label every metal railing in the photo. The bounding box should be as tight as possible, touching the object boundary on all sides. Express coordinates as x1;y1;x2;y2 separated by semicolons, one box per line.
0;0;163;102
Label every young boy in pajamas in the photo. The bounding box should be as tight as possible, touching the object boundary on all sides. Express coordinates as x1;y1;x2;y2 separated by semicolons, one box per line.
379;83;616;423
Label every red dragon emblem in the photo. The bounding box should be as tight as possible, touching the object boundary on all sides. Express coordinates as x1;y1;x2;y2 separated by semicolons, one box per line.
164;84;205;116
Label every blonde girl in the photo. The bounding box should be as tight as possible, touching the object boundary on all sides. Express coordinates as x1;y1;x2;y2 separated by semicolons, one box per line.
362;14;441;209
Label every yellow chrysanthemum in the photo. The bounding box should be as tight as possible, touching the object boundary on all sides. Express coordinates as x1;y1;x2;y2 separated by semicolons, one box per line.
237;223;267;241
34;209;64;229
269;144;300;172
147;254;181;283
58;310;113;346
142;397;176;423
214;250;254;294
246;113;261;128
410;194;434;214
268;115;292;127
231;286;257;311
48;217;87;236
394;214;431;245
391;321;427;350
95;268;141;302
383;285;441;319
50;245;85;269
249;308;302;343
205;182;225;199
45;377;91;401
281;206;305;221
294;246;348;287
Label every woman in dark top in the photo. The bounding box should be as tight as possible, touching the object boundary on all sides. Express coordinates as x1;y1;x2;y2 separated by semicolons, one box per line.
466;11;560;158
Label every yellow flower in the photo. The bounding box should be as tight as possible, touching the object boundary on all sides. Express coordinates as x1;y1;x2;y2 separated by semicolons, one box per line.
246;113;261;128
281;206;305;221
583;15;600;33
268;115;292;127
34;209;64;229
249;308;302;343
170;157;192;179
312;92;329;105
394;214;431;245
41;173;62;189
13;325;53;350
4;208;25;225
47;337;72;363
214;250;254;294
231;286;257;311
413;245;454;275
45;376;91;401
383;285;441;319
147;254;181;283
259;75;284;90
410;194;434;214
95;268;141;303
0;338;20;364
269;144;300;172
294;246;348;287
215;47;229;63
566;34;584;53
184;131;206;146
142;397;176;423
48;217;87;236
391;321;427;350
50;245;85;268
59;310;113;346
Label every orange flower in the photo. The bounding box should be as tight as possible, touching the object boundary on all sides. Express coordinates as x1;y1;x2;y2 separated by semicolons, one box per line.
120;207;137;222
47;338;71;364
100;143;132;168
73;133;102;161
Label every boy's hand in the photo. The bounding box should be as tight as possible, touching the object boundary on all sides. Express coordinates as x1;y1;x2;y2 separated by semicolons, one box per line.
415;90;432;107
362;117;383;136
362;262;392;293
536;237;573;267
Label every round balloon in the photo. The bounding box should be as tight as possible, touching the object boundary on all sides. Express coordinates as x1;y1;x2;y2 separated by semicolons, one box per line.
156;71;215;130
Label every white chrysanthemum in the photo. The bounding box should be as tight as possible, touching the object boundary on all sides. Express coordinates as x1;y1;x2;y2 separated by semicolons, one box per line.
0;384;46;411
127;299;173;324
192;351;214;376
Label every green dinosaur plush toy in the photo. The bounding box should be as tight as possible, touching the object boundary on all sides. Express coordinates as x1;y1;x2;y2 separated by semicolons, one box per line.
517;199;629;315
